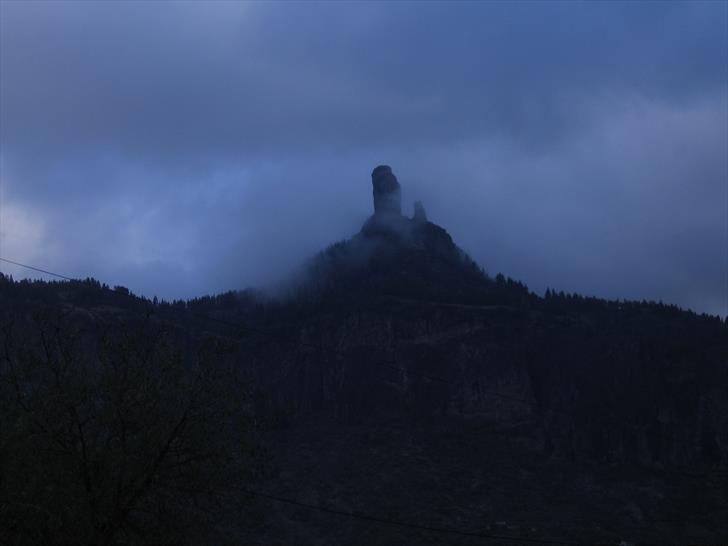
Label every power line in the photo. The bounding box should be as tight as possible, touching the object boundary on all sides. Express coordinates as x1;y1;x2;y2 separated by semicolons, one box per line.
0;257;76;281
0;257;607;545
1;256;723;486
239;488;587;546
3;256;725;543
0;259;703;429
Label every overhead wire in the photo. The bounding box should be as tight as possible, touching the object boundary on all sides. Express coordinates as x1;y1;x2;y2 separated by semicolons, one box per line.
239;488;587;546
0;256;601;545
0;256;723;544
0;257;76;281
0;255;723;481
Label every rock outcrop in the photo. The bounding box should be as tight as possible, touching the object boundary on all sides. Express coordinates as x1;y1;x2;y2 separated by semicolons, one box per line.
371;165;401;216
361;167;446;249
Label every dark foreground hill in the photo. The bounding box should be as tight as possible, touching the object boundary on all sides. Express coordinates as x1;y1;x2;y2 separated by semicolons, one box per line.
1;167;727;545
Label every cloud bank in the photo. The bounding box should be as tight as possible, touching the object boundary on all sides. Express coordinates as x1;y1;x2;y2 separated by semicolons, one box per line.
1;1;726;316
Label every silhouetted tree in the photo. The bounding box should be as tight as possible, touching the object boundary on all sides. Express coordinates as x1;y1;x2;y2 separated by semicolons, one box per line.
0;311;262;545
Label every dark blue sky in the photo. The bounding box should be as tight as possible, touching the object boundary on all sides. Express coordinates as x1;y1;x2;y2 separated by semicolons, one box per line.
1;1;726;316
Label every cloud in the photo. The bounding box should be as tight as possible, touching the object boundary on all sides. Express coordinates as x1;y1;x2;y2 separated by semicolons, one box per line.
0;1;725;314
407;93;727;316
1;200;48;267
3;1;724;167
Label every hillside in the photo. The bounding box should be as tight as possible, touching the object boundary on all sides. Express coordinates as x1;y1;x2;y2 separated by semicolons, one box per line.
1;166;727;545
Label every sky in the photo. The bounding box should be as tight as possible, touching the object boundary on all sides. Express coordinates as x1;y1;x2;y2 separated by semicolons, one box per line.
0;1;726;316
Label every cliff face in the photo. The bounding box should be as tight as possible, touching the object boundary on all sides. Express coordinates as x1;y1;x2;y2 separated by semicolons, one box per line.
251;294;728;468
243;288;728;544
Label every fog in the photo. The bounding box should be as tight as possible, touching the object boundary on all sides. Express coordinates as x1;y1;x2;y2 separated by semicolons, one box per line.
1;1;726;316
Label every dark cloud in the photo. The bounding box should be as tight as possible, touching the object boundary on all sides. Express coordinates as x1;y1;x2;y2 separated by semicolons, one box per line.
0;1;726;316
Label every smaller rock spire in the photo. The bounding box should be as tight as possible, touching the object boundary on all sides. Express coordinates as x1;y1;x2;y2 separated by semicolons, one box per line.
413;201;427;222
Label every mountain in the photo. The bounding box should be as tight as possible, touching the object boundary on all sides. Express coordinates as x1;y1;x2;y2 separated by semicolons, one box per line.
1;166;727;545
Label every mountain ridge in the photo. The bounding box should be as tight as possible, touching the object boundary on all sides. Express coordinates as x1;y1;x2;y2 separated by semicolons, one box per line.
1;166;727;544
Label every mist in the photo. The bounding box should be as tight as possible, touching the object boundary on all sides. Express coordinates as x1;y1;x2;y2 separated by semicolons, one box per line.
1;1;726;316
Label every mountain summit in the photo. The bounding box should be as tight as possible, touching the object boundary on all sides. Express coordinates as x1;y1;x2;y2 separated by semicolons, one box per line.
362;165;430;237
302;166;527;305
